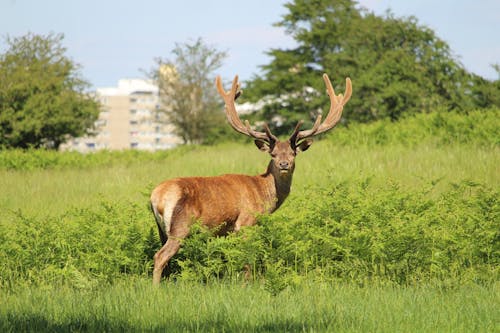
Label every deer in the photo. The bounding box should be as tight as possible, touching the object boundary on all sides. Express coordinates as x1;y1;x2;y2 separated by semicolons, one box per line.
150;73;352;284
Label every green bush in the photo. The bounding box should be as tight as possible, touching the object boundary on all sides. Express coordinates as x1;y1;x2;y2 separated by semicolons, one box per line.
0;145;198;171
172;180;498;286
0;200;155;289
1;179;497;289
332;108;499;148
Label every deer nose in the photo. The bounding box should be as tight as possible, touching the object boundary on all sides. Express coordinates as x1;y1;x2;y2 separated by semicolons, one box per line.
279;161;289;169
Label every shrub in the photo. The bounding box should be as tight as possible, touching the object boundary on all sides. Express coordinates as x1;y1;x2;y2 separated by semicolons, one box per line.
0;179;497;289
170;179;499;286
332;108;499;148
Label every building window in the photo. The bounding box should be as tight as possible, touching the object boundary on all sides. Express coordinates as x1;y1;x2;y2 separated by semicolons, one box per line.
130;142;139;149
86;142;96;150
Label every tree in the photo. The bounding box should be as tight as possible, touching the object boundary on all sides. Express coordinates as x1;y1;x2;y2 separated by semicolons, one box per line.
246;0;497;135
0;32;100;149
151;38;229;144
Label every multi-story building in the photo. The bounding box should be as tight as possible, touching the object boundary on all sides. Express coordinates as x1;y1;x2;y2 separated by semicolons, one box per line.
63;79;181;152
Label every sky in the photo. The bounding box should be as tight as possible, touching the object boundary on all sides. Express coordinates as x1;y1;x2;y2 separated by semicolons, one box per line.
1;0;499;89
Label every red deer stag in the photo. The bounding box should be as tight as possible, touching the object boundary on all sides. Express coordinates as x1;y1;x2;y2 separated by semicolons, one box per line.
150;73;352;284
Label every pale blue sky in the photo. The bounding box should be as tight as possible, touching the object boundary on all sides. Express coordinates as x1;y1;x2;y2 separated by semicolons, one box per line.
1;0;498;88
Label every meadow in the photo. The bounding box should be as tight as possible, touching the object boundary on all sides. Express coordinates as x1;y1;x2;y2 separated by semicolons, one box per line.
0;109;498;331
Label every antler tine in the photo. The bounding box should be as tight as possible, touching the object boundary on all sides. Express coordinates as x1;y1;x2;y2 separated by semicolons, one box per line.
291;115;322;142
216;75;246;136
243;120;271;141
294;74;352;142
262;123;279;143
216;75;271;142
320;76;351;129
320;75;352;130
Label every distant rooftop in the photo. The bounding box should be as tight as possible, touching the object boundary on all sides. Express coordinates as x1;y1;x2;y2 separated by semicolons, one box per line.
96;78;158;96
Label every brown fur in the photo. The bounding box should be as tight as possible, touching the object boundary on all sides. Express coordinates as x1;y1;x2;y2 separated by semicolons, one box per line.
150;73;351;284
150;144;299;284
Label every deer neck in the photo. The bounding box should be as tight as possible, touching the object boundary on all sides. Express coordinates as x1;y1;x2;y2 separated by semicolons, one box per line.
261;160;294;211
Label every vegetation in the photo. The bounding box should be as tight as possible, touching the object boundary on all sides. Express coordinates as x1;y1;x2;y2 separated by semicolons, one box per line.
0;33;100;149
245;0;500;135
1;281;497;332
150;38;233;145
1;108;497;171
1;1;498;330
0;109;498;330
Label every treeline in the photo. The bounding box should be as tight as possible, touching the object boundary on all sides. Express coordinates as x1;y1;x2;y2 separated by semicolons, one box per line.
2;0;499;149
246;0;500;135
0;108;497;171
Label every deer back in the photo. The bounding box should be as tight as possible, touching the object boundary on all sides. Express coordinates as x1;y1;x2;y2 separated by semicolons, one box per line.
151;173;277;234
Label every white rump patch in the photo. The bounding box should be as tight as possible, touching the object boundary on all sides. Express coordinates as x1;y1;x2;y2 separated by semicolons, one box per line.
152;184;181;236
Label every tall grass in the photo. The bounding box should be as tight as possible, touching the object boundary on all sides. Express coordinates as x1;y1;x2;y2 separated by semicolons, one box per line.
1;280;498;332
0;143;497;220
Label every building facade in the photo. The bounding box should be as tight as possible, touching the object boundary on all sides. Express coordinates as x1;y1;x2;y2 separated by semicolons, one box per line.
63;79;181;152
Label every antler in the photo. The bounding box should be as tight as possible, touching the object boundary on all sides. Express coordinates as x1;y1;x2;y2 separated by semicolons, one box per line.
289;74;352;144
216;75;278;143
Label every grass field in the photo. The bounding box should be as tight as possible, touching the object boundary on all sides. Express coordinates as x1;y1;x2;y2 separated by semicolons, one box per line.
0;110;498;331
1;280;498;332
1;143;497;219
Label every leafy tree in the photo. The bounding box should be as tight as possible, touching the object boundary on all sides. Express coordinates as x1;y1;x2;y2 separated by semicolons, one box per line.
0;33;100;149
246;0;498;135
151;38;230;144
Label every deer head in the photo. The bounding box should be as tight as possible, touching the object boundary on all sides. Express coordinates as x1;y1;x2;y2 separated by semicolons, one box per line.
215;74;352;177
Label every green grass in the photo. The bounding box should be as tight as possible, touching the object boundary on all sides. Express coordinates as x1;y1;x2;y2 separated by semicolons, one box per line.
1;279;498;332
0;142;497;219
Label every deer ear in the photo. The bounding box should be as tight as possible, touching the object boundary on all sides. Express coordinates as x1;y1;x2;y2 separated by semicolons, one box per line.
254;139;270;152
296;139;313;153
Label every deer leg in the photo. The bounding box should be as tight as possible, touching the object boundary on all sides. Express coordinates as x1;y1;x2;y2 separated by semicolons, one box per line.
152;238;181;285
156;223;167;246
152;208;192;285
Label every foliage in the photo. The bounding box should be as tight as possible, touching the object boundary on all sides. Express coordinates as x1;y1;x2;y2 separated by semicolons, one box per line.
0;144;198;171
150;38;230;144
169;180;498;286
0;179;497;289
0;108;496;171
245;0;499;135
0;200;153;289
0;109;497;294
0;32;100;149
331;107;500;148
